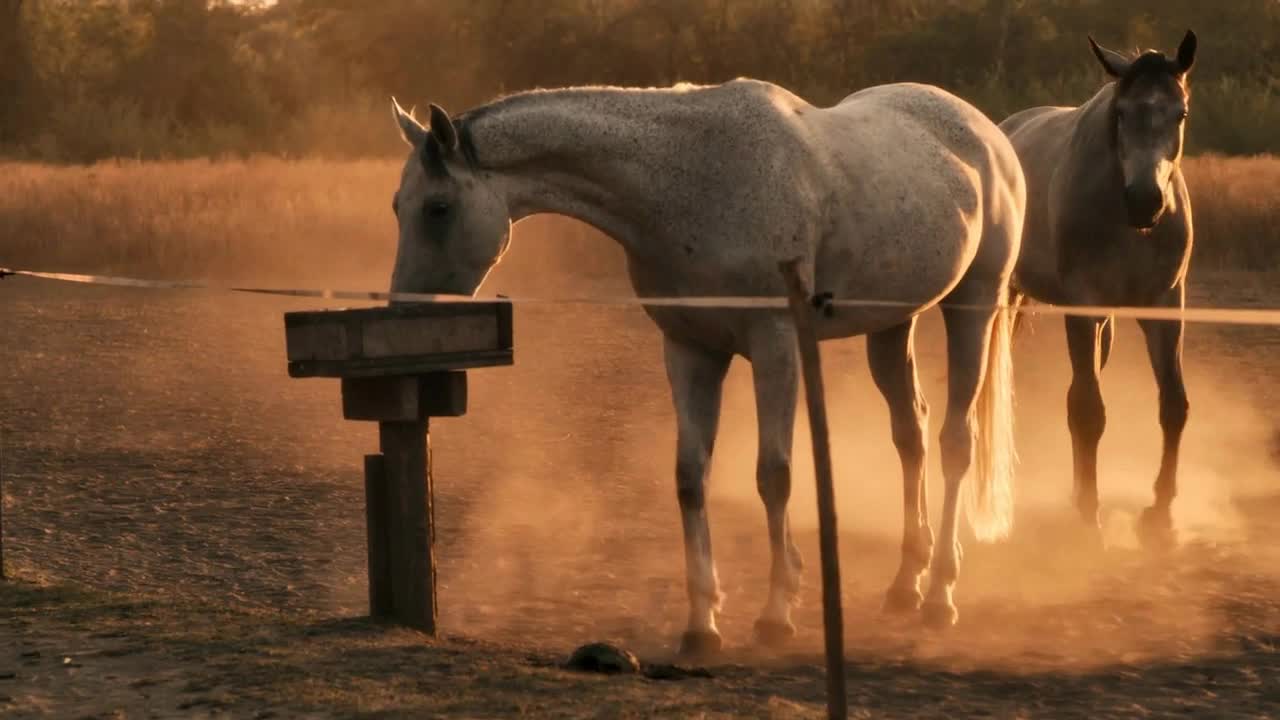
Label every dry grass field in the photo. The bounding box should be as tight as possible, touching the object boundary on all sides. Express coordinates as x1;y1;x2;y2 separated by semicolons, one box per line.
0;157;623;293
2;156;1280;717
2;154;1279;291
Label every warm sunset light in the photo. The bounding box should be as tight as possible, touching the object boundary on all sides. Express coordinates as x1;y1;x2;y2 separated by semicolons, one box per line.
2;2;1278;718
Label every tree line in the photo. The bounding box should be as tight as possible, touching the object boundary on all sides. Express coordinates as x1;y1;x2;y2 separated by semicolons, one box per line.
2;0;1277;162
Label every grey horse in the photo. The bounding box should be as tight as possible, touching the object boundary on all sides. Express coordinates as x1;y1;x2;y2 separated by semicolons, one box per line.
1000;31;1197;547
387;78;1025;653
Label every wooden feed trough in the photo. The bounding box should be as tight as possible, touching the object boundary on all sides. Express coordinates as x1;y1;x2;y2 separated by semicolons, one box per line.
283;302;513;634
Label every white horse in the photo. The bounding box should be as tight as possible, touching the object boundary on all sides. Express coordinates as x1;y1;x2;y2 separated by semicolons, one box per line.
387;78;1025;654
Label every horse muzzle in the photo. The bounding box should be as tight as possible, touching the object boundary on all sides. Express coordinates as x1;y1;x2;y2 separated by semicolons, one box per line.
1123;183;1166;231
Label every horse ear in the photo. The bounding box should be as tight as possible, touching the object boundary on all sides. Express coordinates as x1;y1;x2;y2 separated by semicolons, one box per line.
392;96;427;146
1175;29;1197;76
1088;35;1131;78
428;103;458;150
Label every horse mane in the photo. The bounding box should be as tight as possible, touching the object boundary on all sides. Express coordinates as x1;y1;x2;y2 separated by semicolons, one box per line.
452;80;725;170
457;81;716;126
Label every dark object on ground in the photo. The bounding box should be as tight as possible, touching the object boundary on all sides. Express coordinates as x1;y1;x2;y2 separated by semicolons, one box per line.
565;642;640;675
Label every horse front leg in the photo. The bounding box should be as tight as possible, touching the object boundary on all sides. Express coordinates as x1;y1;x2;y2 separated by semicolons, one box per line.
1065;314;1107;538
662;334;732;657
747;320;804;647
867;319;932;614
1137;284;1188;549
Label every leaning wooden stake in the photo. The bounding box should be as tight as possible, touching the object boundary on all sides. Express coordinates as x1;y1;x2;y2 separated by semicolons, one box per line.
0;426;6;581
778;258;847;720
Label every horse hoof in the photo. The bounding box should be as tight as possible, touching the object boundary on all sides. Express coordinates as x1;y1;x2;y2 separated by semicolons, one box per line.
882;585;923;615
1137;507;1176;552
1081;524;1106;554
921;601;958;630
678;630;722;659
752;618;797;647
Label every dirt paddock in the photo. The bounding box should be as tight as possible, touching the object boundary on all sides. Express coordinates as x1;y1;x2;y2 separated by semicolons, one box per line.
2;262;1280;718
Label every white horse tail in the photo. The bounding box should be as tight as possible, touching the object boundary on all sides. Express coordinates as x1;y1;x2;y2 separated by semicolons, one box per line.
965;294;1017;542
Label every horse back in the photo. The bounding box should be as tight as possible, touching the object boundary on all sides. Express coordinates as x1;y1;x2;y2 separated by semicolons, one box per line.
833;83;1022;182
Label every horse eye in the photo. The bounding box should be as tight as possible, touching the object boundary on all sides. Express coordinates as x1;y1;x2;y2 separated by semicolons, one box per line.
425;201;452;220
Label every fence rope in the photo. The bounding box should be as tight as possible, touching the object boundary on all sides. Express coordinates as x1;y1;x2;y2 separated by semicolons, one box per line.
4;265;1280;327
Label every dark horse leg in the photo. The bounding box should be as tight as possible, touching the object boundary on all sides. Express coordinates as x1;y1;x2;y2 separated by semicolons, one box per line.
1137;284;1188;548
1065;314;1107;537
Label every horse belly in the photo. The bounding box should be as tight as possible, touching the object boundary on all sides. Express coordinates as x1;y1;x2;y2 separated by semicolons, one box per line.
806;242;966;339
814;176;980;332
1064;227;1192;305
641;305;746;350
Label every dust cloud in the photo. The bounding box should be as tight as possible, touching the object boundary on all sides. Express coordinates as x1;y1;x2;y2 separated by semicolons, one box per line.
353;216;1280;668
6;211;1278;676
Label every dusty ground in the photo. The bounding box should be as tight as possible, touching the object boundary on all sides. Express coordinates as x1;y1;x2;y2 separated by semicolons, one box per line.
2;260;1280;718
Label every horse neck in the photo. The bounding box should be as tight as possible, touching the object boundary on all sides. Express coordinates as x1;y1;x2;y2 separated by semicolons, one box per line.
461;89;685;254
1065;84;1126;204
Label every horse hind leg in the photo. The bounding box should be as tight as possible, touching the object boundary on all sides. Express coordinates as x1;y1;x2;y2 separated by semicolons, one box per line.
663;335;732;657
747;320;804;646
923;283;1017;629
867;318;933;614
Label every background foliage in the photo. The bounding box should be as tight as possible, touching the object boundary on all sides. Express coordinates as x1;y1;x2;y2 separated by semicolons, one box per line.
1;0;1277;162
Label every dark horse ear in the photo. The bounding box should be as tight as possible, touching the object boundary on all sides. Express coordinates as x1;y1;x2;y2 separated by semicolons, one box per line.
1089;35;1132;78
428;103;458;151
1175;29;1197;76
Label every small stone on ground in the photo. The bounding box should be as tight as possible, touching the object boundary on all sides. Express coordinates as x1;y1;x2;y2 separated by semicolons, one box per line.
566;643;640;675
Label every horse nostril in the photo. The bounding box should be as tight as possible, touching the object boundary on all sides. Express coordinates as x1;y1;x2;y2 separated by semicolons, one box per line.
1124;184;1164;228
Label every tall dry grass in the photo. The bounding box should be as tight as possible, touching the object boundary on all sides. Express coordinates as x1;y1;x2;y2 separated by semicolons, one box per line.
0;155;1276;292
0;158;400;289
1183;154;1280;271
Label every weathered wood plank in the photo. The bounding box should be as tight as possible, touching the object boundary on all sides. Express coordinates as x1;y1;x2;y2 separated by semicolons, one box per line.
342;373;467;421
363;454;393;618
284;302;505;327
283;303;513;377
361;314;497;358
288;349;511;379
378;420;436;635
496;301;514;349
284;321;349;362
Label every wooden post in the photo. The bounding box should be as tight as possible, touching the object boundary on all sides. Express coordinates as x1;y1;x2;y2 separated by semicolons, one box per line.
364;454;393;617
377;420;436;634
282;302;512;635
0;425;6;581
778;258;847;720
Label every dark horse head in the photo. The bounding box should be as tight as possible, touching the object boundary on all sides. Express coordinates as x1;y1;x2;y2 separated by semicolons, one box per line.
1089;30;1197;230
